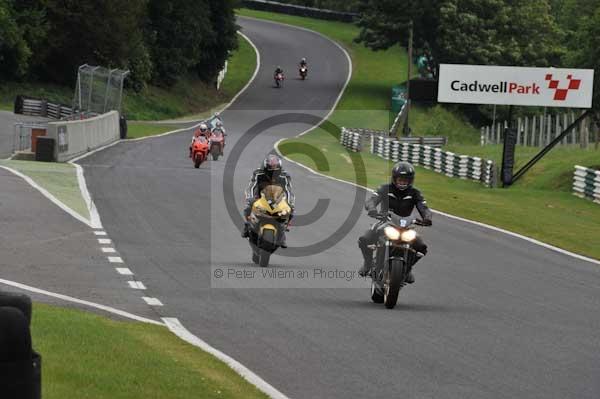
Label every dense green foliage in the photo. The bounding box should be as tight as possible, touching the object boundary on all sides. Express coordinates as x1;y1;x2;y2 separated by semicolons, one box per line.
0;0;238;90
355;0;600;115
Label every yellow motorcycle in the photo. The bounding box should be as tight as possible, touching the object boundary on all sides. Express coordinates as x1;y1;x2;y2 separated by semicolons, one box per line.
248;185;291;267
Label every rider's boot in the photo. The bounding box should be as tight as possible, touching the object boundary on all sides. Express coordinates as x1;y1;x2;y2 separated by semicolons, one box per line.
358;239;374;277
405;252;425;284
241;222;250;238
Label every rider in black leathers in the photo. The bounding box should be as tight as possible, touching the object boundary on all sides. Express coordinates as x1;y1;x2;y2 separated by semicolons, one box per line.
358;162;432;282
242;154;295;247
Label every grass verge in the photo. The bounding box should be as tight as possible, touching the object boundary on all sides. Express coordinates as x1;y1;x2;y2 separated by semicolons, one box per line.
0;159;88;221
127;123;181;139
243;8;600;260
0;32;256;122
32;303;267;399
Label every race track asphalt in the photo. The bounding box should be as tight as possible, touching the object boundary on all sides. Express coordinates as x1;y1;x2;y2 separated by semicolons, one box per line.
77;17;600;399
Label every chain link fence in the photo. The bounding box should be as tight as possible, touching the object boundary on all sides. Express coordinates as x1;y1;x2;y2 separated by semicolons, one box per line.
73;65;130;115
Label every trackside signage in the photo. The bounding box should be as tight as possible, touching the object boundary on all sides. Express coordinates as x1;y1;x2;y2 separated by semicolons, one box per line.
438;64;594;108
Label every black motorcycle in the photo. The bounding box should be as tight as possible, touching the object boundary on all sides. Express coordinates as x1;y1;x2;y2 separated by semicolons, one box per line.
368;213;427;309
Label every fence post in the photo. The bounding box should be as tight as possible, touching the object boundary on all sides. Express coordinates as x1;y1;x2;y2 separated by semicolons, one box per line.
523;116;529;146
517;117;522;146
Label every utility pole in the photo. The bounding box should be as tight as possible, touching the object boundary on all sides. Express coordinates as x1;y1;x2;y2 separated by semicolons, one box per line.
403;20;413;137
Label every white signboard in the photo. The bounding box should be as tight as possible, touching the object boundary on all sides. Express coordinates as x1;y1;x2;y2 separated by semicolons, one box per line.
438;64;594;108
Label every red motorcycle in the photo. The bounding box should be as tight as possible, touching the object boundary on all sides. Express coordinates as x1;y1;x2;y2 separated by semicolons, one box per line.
275;72;285;88
191;136;210;168
209;129;225;161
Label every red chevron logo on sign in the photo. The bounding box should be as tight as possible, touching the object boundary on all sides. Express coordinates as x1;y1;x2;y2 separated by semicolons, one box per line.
545;74;581;101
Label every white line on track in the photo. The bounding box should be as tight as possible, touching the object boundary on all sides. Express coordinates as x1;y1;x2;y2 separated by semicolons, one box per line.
0;278;162;325
101;247;116;253
108;256;124;263
142;297;163;306
163;318;290;399
94;231;107;236
116;268;133;276
98;238;112;245
128;281;146;290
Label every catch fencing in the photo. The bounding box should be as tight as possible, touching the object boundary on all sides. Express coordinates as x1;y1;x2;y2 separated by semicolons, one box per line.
481;111;599;148
46;111;120;162
372;136;496;187
573;165;600;204
242;0;358;22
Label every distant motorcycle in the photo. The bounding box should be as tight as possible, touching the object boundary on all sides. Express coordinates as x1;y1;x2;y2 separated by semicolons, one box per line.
209;129;225;161
299;65;308;80
368;213;428;309
274;72;285;88
247;185;291;267
191;136;209;168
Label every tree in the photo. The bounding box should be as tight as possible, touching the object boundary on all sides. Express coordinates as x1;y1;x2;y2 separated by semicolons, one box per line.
355;0;562;72
0;0;47;80
39;0;148;84
561;2;600;113
195;0;239;82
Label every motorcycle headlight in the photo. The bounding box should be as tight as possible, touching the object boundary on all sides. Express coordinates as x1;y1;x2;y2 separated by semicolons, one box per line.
400;229;417;242
384;226;401;241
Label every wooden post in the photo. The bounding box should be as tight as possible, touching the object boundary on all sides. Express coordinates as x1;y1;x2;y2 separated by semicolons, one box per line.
403;21;413;137
531;116;537;147
524;116;529;146
555;114;561;145
517;117;522;146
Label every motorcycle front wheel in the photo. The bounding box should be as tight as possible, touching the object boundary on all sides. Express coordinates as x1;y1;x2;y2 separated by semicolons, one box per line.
383;259;407;309
258;229;276;268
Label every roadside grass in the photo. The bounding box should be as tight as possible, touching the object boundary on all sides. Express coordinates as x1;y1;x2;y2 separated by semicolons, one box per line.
127;123;180;139
0;32;256;122
244;8;600;260
32;303;267;399
280;138;600;259
0;159;88;220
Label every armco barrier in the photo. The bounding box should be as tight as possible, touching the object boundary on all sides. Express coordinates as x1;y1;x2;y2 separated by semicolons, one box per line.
46;111;120;162
573;165;600;203
340;128;447;151
14;95;74;120
242;0;358;22
371;135;496;187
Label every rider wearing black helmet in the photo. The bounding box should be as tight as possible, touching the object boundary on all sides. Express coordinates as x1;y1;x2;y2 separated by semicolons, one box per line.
242;154;295;247
357;162;432;281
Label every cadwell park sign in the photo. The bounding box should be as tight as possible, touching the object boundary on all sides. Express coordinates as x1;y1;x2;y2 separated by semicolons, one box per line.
437;64;594;108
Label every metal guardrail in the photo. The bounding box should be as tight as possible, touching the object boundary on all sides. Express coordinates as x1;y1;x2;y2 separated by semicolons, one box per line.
14;95;74;120
242;0;358;22
370;135;496;187
340;127;447;151
573;165;600;204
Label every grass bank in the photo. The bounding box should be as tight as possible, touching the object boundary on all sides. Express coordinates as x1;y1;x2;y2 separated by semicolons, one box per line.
32;303;267;399
0;160;88;221
241;8;600;260
0;32;256;122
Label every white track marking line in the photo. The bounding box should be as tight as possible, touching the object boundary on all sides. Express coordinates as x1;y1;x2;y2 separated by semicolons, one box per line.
108;256;124;263
94;231;107;236
116;268;133;275
70;162;102;228
68;139;122;163
101;247;116;253
128;281;146;290
163;318;290;399
0;278;162;325
98;238;112;245
142;297;163;306
0;165;93;228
